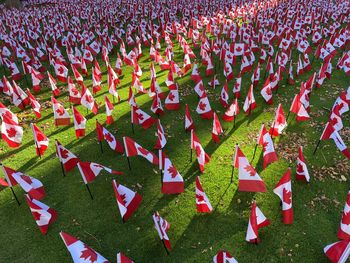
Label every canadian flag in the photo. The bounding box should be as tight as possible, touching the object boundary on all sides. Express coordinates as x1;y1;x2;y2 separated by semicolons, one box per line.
289;94;310;121
55;140;79;172
27;89;41;118
273;168;293;224
220;81;230;108
154;120;167;150
117;252;133;263
12;81;29;109
101;125;124;154
72;107;86;138
30;68;44;93
153;211;172;251
92;66;102;94
131;74;146;94
12;171;45;200
222;99;239;122
223;61;234;82
191;130;210;172
108;65;120;100
131;106;156;130
324;240;350;263
246;200;270;243
71;64;84;86
233;73;242;98
257;124;278;168
67;77;81;104
77;162;122;184
182;53;192;74
48;72;60;97
0;165;19;187
165;86;180;110
115;54;123;75
54;60;68;82
320;122;350;160
25;195;57;234
159;151;184;194
194;80;206;98
212;112;223;143
2;76;13;96
243;84;256;114
251;63;260;87
60;231;111;263
81;85;98;115
123;136;159;165
165;70;176;90
185;104;195;131
1;114;23;148
112;179;142;221
52;97;70;126
151;93;164;115
195;176;213;213
260;77;273;105
191;63;201;83
0;102;18;124
338;191;350;240
196;95;213;119
269;104;287;137
234;145;266;192
213;251;238;263
30;123;49;156
105;96;114;124
296;146;310;182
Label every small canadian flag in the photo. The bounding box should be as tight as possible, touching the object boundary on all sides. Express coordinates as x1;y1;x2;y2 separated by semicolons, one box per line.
296;146;310;182
257;124;278;169
195;176;213;213
212;112;223;143
30;123;49;156
159;151;184;194
185;104;195;131
273;168;293;224
246;200;270;243
337;191;350;240
72;107;86;138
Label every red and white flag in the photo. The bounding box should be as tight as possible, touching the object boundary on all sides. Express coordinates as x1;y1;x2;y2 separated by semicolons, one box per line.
131;106;156;130
153;211;172;251
72;107;86;138
30;123;49;156
117;252;133;263
246;200;270;243
222;99;239;122
123;136;159;165
12;171;45;200
48;72;60;97
196;95;213;119
213;251;238;263
185;104;195;131
101;125;124;154
77;162;122;184
68;77;81;104
233;145;266;192
105;96;114;125
27;89;41;118
1;114;23;148
243;84;256;114
71;64;84;86
260;77;273;105
257;124;278;168
154;120;167;150
338;191;350;240
112;179;142;221
212;112;223;143
296;146;310;182
195;176;213;213
289;94;310;121
60;231;111;263
191;130;210;172
273;168;293;224
54;60;68;82
52;97;70;126
81;85;98;115
159;152;184;194
269;104;287;137
30;67;44;93
165;86;180;110
324;240;350;263
55;140;79;172
25;195;57;235
220;81;230;108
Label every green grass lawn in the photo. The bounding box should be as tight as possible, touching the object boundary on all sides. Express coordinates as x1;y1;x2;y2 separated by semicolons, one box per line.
0;34;349;262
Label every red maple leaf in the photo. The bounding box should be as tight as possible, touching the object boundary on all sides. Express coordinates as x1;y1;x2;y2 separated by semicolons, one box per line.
296;163;304;173
119;193;127;205
342;212;350;225
199;101;207;111
236;46;242;52
136;112;144;120
262;141;269;152
167;166;177;178
56;106;65;116
282;188;292;204
85;95;93;104
57;67;64;75
137;146;149;157
168;92;175;101
196;194;205;203
300;44;305;49
6;128;17;138
3;111;14;121
22;175;33;185
104;132;114;143
266;87;272;96
31;211;42;221
244;165;256;176
60;149;69;159
71;88;79;95
80;244;98;263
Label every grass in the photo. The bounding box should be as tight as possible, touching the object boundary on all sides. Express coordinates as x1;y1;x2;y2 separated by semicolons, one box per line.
0;28;350;263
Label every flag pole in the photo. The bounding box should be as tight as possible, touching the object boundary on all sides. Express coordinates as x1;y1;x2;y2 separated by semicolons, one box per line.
252;143;258;161
286;111;291;122
126;157;132;170
55;139;66;177
162;240;170;255
131;123;135;134
10;187;21;206
85;184;93;200
313;140;321;155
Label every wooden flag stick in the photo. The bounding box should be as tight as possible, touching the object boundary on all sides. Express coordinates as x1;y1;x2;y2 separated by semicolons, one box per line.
313;140;321;155
126;157;132;170
131;123;135;134
233;116;236;128
85;184;93;200
10;187;21;206
286;111;291;122
60;161;66;177
190;148;192;162
99;140;103;154
252;144;258;161
230;165;234;183
162;240;170;255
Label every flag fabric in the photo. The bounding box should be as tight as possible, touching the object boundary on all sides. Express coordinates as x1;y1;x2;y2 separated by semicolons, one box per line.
101;126;124;154
77;162;123;184
222;99;239;122
60;231;111;263
68;77;81;104
289;94;310;121
154;119;167;150
52;97;70;126
27;89;41;118
112;179;142;221
153;211;172;251
246;200;270;243
48;72;60;97
1;114;23;148
273;168;293;224
191;130;210;172
30;123;49;156
196;95;213;119
81;85;98;115
25;195;57;234
0;165;19;187
324;240;350;263
185;104;195;131
296;146;310;182
234;145;266;192
270;104;287;137
116;252;133;263
73;107;86;138
55;140;79;172
213;251;238;263
123;136;159;165
195;176;213;213
12;171;45;200
257;124;278;168
131;106;156;130
243;84;256;114
105;96;114;124
212;112;223;143
159;151;184;194
338;191;350;240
